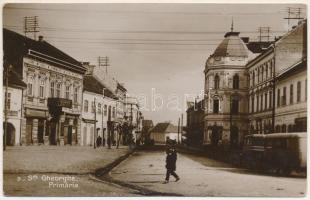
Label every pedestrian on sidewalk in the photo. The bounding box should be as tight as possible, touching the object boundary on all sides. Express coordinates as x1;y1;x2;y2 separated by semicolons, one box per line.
164;143;180;184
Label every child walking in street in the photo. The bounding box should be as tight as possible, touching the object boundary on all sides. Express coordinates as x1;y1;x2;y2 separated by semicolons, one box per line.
164;142;180;184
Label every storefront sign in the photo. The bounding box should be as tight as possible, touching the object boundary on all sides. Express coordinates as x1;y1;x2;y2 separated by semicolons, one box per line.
48;98;72;108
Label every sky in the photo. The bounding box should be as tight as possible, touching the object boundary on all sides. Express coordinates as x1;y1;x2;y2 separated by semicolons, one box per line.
3;3;306;125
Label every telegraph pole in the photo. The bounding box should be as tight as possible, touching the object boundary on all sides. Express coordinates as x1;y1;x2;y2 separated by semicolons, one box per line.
284;7;304;32
24;16;40;40
94;97;97;149
177;117;180;144
180;113;183;144
258;27;271;42
98;56;110;74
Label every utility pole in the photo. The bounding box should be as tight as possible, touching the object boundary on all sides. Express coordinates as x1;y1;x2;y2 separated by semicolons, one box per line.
24;16;40;40
284;7;304;32
258;27;271;42
94;97;96;149
98;56;110;74
177;117;180;144
180;113;183;144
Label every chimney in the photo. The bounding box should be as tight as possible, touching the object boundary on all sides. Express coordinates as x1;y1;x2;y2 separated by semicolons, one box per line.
241;37;249;44
38;35;44;42
81;62;95;75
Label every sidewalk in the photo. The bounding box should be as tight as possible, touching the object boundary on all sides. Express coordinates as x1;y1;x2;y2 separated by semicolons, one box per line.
4;145;131;174
3;145;139;196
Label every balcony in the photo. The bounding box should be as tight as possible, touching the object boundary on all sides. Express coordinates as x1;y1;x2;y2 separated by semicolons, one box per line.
8;110;18;116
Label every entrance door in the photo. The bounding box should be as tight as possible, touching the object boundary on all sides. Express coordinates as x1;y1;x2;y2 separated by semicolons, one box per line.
26;119;33;144
38;119;44;144
83;127;87;146
67;126;72;145
4;122;15;146
230;126;239;148
50;121;57;145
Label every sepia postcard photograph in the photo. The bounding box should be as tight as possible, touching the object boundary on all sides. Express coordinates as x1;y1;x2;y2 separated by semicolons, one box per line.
1;0;308;198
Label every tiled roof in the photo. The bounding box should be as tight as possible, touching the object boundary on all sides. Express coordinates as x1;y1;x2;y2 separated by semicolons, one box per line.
3;28;86;75
83;75;104;95
3;65;27;88
142;120;154;127
151;122;178;133
213;32;249;57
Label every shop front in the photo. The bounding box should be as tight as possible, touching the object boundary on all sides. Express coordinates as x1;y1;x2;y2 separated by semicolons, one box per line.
47;98;80;146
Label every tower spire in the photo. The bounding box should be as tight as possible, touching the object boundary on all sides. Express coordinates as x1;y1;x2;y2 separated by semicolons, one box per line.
231;17;234;32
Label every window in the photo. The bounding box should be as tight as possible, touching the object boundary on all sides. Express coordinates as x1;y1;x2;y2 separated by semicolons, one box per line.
282;87;286;106
251;96;254;113
104;105;107;116
256;95;259;112
98;103;102;114
65;85;70;99
260;94;263;111
56;83;61;97
290;84;293;104
213;99;219;113
257;68;260;83
269;91;272;109
214;74;220;89
252;71;255;86
50;82;55;97
6;93;11;110
112;107;116;118
231;99;239;114
265;64;268;79
27;82;33;96
84;100;88;112
91;101;95;113
262;66;264;81
73;87;78;103
39;80;45;98
233;74;239;89
265;93;267;110
277;89;281;107
297;81;301;102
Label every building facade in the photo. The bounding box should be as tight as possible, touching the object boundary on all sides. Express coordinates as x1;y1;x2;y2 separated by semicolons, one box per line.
3;67;27;146
203;30;250;148
4;29;86;146
186;99;204;146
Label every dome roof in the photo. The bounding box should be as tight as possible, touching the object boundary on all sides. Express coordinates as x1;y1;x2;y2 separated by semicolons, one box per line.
212;32;249;57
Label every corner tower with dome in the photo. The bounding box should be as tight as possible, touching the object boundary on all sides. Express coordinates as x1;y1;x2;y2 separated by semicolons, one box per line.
203;26;251;148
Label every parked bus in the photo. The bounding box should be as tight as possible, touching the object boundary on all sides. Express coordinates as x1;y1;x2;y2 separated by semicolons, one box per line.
242;132;306;174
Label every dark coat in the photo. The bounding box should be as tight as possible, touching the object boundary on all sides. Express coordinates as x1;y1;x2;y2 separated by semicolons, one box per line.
166;148;177;170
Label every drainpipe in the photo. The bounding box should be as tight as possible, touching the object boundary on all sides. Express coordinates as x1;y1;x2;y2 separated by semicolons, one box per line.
20;88;24;146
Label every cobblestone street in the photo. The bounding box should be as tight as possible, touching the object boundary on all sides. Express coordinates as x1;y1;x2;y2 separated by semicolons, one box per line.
110;151;307;197
3;146;141;196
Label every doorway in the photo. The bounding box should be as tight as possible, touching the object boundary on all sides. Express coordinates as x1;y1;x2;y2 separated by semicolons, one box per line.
67;125;73;145
4;122;15;146
26;118;33;144
230;126;239;148
38;119;44;144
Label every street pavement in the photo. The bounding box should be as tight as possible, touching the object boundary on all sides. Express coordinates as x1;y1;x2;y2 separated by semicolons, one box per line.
3;145;140;196
110;151;307;197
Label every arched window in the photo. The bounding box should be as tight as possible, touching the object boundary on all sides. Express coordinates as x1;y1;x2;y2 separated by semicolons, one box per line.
233;74;239;89
252;71;255;86
27;77;34;96
65;85;70;99
104;105;107;116
213;99;219;113
231;98;239;114
39;79;45;98
73;87;78;103
50;82;55;97
98;103;102;114
214;74;220;89
282;124;287;133
56;83;61;97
